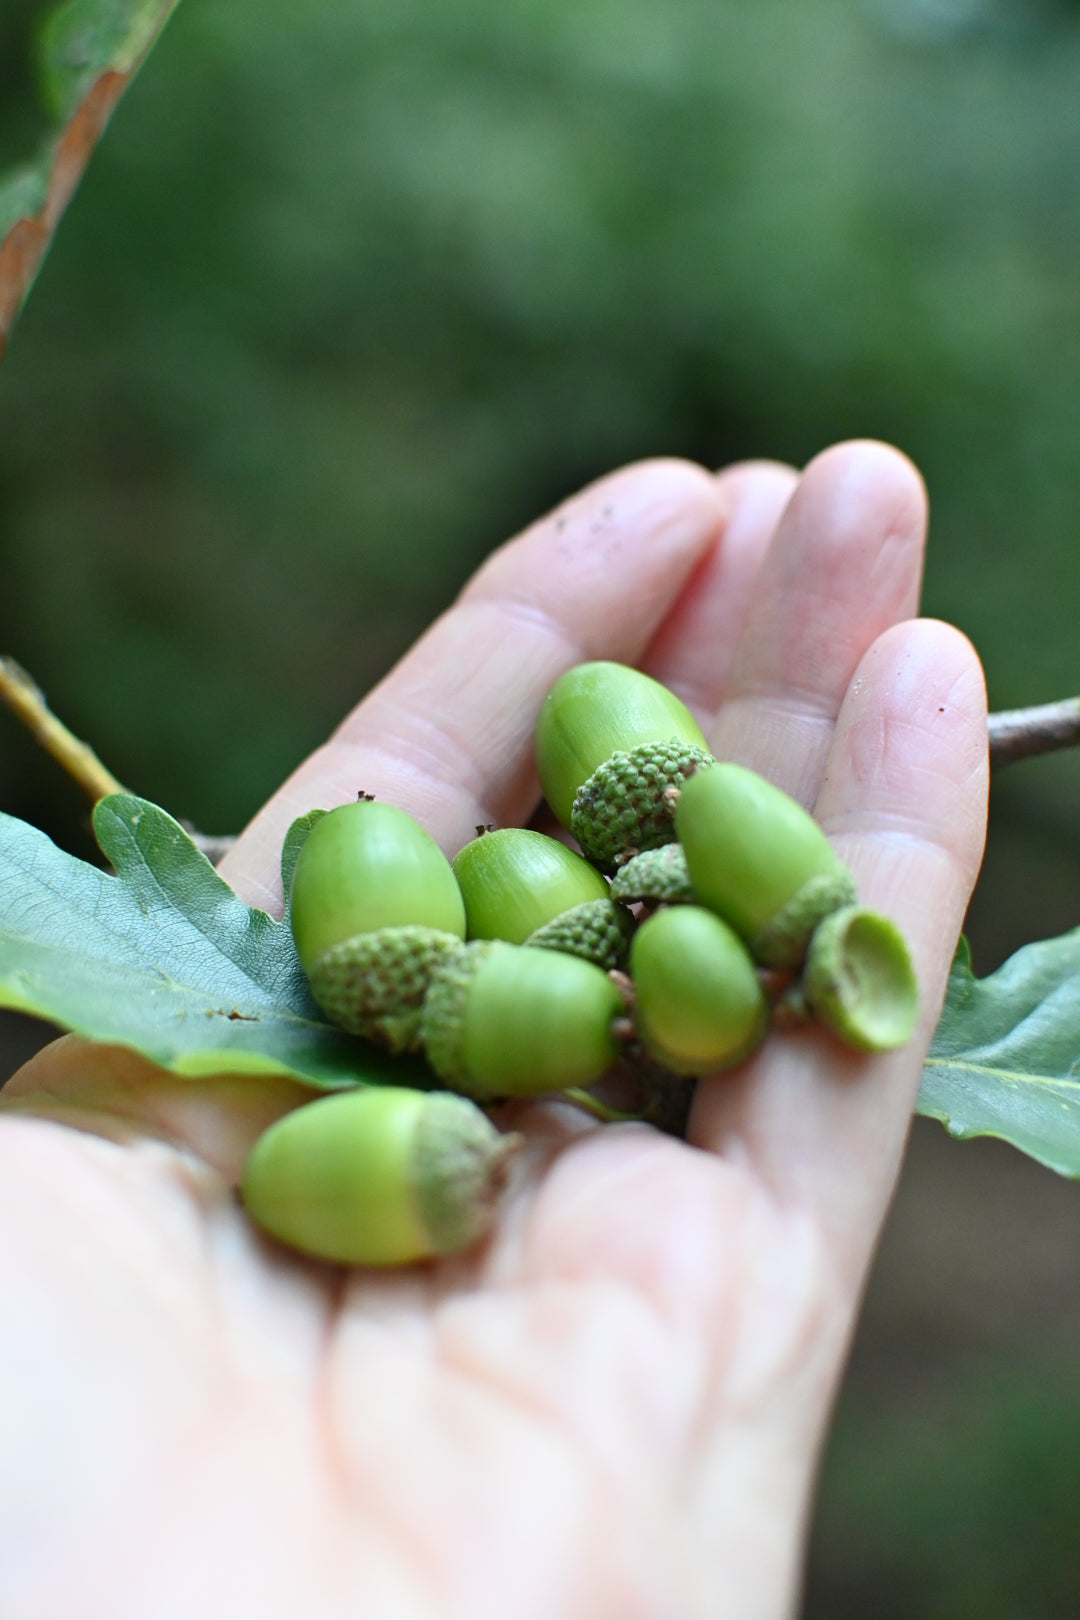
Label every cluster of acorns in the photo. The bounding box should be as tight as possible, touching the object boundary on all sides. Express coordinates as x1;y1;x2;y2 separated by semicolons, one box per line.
241;662;917;1268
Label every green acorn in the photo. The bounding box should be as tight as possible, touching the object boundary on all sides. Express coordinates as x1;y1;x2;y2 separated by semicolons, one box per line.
629;905;769;1075
240;1086;521;1266
452;826;608;943
420;940;625;1098
290;799;466;1051
674;763;856;969
609;842;695;906
535;661;713;865
526;897;636;971
802;905;918;1052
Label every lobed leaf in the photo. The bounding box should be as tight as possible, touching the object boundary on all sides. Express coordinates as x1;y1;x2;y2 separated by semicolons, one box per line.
281;807;326;907
918;933;1080;1177
0;793;412;1091
0;0;181;356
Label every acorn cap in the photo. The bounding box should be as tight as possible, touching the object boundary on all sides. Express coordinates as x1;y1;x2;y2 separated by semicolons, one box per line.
240;1085;521;1266
629;904;769;1075
452;826;607;943
420;940;496;1087
609;842;695;905
414;1093;522;1254
750;866;858;970
307;925;465;1052
675;762;853;963
420;939;625;1098
803;905;918;1052
536;661;709;829
570;740;715;869
525;897;636;971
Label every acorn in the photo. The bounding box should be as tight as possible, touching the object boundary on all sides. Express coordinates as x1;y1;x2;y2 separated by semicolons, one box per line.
452;826;608;943
535;661;714;867
802;905;918;1052
420;939;626;1098
290;800;466;1051
526;897;636;971
674;763;857;969
629;904;769;1075
240;1086;522;1266
609;842;695;906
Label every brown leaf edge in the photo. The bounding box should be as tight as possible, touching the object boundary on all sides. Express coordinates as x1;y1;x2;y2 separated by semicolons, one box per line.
0;1;180;359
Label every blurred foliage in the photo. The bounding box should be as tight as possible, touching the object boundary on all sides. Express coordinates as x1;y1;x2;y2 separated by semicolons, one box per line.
2;0;1080;946
1;0;182;349
807;1355;1080;1618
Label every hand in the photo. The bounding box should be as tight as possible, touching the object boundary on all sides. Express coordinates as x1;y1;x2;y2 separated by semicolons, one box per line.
0;444;987;1620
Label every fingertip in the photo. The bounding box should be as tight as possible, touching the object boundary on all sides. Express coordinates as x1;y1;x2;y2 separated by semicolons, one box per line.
463;455;727;631
713;456;798;494
800;438;928;525
221;458;728;910
816;617;989;1028
643;461;798;718
818;617;988;864
705;440;931;805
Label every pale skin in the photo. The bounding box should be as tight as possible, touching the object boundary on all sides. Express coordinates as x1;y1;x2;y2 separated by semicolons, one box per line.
0;441;987;1620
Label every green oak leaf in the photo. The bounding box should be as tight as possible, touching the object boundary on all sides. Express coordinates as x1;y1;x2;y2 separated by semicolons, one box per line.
0;0;181;355
281;807;326;908
918;933;1080;1177
38;0;182;121
0;792;413;1091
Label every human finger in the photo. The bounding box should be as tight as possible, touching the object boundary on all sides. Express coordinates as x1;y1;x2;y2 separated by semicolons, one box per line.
642;459;797;724
690;618;988;1289
0;1037;313;1180
219;459;725;914
706;440;927;806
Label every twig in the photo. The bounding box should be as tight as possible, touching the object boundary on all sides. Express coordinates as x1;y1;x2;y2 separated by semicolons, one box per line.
0;656;235;863
987;697;1080;770
0;656;124;801
3;648;1080;863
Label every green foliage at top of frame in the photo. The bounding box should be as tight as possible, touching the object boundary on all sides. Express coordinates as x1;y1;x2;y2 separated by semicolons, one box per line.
920;934;1080;1176
0;0;180;340
36;0;181;120
0;793;413;1091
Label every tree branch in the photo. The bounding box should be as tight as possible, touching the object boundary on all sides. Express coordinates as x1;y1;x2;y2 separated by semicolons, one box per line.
987;697;1080;770
0;656;235;862
2;652;1079;862
0;656;124;802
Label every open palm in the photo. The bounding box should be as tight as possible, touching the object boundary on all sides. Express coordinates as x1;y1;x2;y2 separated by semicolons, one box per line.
0;444;987;1620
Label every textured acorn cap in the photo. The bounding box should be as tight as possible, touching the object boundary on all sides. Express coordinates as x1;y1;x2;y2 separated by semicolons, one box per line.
570;740;715;869
452;826;607;944
307;925;465;1052
536;661;709;829
803;905;918;1052
420;941;497;1086
526;897;636;971
750;865;858;970
414;1093;523;1254
420;940;624;1098
241;1086;521;1266
609;842;695;905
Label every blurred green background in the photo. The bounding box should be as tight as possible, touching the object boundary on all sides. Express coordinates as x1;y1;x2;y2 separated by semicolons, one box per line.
3;0;1080;1611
